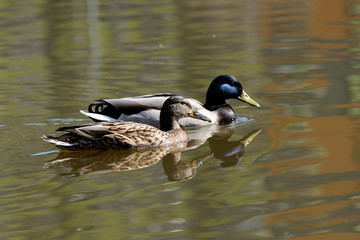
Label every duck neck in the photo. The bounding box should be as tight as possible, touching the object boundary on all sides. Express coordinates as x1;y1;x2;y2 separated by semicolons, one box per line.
160;110;181;132
204;91;227;110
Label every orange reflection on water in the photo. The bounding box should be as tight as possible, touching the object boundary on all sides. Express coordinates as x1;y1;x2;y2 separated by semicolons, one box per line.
325;102;360;109
265;80;332;92
262;114;360;236
311;0;357;41
251;0;360;238
282;233;360;240
265;114;359;177
267;199;359;227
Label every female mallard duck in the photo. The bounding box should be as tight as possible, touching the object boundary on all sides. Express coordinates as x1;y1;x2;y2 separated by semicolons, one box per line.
80;75;261;128
42;96;211;151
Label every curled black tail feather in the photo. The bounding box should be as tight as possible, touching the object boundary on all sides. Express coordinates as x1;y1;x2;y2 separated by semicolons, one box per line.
88;101;121;119
88;102;105;113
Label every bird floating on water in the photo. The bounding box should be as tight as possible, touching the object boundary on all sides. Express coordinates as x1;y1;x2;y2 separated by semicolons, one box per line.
42;96;211;151
80;75;261;128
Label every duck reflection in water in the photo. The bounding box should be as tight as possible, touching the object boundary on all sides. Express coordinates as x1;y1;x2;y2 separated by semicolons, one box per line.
208;128;262;167
44;127;262;181
163;127;262;181
44;146;184;176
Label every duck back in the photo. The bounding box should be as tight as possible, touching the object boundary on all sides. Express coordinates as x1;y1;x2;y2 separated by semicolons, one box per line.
43;121;188;151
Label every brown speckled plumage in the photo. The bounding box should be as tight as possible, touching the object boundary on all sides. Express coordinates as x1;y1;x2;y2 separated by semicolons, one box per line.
43;96;211;151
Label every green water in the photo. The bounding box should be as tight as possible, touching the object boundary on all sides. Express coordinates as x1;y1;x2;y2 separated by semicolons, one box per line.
1;0;360;239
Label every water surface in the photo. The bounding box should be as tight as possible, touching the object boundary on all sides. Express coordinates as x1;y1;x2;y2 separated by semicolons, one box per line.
1;0;360;239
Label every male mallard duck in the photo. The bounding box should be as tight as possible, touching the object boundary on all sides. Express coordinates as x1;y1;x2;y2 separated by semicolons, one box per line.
42;96;211;151
80;75;261;128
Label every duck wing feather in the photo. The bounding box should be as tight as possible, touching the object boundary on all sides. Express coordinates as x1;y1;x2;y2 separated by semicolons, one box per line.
94;93;177;115
56;121;170;148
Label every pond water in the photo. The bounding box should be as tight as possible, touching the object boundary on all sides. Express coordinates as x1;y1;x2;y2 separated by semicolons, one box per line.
1;0;360;239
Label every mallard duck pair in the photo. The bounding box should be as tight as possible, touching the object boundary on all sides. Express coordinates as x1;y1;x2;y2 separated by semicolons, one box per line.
43;75;261;150
81;75;260;127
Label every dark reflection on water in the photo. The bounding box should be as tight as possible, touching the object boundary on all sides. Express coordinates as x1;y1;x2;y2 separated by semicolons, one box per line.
44;148;174;176
1;0;360;239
